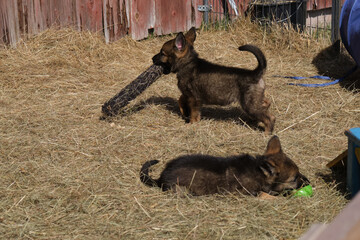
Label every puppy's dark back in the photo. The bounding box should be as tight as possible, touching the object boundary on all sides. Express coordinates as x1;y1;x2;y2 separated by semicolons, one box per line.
161;154;256;174
157;154;265;193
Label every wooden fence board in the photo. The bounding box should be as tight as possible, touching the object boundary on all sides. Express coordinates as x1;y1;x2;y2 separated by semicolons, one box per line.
237;0;251;14
103;0;129;43
21;0;37;34
155;0;193;36
55;0;76;27
211;0;225;22
208;0;251;22
17;0;75;35
1;0;344;46
75;0;103;31
0;3;3;45
310;0;333;10
0;0;20;46
307;0;346;10
192;0;203;28
0;1;5;45
4;0;323;45
0;0;205;45
130;0;155;40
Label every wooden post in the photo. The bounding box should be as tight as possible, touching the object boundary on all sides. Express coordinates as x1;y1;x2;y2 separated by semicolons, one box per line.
0;0;20;46
298;0;308;32
103;0;110;44
203;0;209;25
331;0;341;44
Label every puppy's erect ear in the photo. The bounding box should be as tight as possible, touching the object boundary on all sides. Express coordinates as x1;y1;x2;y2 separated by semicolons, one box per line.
265;135;282;155
175;32;186;51
185;27;196;44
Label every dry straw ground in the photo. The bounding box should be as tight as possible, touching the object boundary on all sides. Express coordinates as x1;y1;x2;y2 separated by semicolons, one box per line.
1;19;359;239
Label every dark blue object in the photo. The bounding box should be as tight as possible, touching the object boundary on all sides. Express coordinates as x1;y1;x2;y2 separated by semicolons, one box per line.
345;128;360;197
340;0;360;66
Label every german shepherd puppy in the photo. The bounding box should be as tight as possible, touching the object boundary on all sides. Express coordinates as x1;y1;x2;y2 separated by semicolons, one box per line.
140;136;309;196
152;27;275;133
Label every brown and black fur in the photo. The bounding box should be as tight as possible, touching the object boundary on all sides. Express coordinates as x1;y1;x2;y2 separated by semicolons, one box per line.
140;136;309;196
152;27;275;133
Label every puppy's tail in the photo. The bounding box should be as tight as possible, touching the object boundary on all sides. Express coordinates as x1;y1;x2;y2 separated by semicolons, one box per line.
140;160;160;187
238;45;267;77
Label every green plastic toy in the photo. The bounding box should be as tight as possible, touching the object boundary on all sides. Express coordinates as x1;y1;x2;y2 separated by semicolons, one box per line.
292;185;313;197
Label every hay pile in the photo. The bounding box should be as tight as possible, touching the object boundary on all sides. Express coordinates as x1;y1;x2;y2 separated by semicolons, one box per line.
1;19;359;239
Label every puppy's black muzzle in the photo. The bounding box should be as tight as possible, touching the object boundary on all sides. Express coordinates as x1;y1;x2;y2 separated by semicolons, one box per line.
152;53;161;64
152;53;171;74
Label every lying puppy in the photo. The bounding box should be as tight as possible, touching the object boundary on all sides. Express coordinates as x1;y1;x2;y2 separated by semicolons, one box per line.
140;136;309;196
152;27;275;134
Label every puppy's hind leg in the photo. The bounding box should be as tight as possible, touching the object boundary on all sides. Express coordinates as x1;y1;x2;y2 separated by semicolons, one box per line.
261;98;276;133
244;107;275;134
242;91;275;134
262;98;271;109
262;112;276;134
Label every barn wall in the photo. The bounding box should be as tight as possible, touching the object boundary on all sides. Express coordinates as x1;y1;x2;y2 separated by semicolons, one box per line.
306;0;346;30
0;0;345;46
0;0;204;46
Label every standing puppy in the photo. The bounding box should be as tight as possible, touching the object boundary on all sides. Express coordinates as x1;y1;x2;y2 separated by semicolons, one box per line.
152;27;275;133
140;136;309;196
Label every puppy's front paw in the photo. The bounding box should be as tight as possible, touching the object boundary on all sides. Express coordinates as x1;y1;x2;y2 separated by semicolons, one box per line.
190;114;201;123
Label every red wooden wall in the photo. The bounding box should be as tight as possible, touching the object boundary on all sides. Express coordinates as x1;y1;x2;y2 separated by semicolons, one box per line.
0;0;345;46
0;0;203;46
307;0;346;11
0;0;127;45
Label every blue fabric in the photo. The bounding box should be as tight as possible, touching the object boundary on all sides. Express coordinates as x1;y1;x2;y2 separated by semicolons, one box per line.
280;66;357;87
340;0;360;66
286;76;343;87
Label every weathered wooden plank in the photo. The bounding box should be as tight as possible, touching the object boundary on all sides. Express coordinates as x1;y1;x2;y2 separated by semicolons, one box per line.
154;0;193;36
17;0;74;35
210;0;225;22
103;0;129;43
0;1;8;45
191;0;203;28
20;0;41;35
194;0;251;26
37;0;54;28
314;0;332;10
33;0;44;31
307;0;346;10
1;0;253;45
0;0;20;46
210;0;244;21
0;3;3;45
300;192;360;240
331;0;341;44
75;0;102;31
236;0;251;16
130;0;155;40
51;0;76;28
